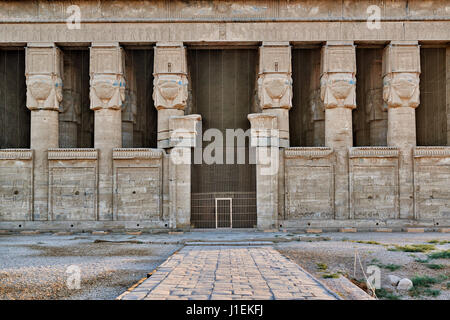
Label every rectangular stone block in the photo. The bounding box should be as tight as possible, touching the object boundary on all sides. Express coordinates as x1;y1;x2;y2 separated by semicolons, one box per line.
306;228;322;233
404;228;424;233
0;149;33;221
349;147;399;220
113;149;164;221
374;228;392;232
340;228;357;233
284;147;334;220
413;147;450;220
439;228;450;233
48;149;98;221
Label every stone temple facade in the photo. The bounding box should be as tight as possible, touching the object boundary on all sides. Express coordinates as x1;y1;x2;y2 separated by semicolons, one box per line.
0;0;449;232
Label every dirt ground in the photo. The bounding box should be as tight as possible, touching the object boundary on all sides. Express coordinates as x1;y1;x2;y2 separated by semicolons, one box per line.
0;231;449;300
276;232;450;300
0;234;180;300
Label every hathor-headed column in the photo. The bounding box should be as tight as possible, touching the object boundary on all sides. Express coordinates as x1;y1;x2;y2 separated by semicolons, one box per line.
153;42;188;149
383;41;420;219
320;41;356;219
26;43;63;220
90;42;125;220
258;42;292;147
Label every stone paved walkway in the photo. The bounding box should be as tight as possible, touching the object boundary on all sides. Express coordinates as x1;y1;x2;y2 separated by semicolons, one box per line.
119;246;338;300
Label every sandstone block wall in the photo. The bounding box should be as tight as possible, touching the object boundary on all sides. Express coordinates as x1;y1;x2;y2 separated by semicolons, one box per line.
0;150;33;221
0;0;449;231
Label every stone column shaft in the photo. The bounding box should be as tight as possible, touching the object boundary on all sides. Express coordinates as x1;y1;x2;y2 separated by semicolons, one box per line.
248;113;279;230
168;114;201;229
320;41;356;219
383;41;421;219
26;43;63;220
90;42;125;220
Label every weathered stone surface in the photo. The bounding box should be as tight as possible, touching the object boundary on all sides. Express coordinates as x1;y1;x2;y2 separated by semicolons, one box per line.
397;278;413;290
388;275;401;286
113;148;164;221
349;147;399;220
0;1;449;232
48;149;98;221
284;147;334;220
0;150;33;221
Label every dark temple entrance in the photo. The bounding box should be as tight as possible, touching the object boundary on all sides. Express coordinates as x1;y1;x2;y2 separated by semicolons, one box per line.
189;48;257;228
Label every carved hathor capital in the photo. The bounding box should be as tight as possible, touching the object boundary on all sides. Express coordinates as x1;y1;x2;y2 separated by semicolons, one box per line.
89;43;126;110
320;42;356;109
382;42;420;109
258;42;292;110
153;43;188;110
25;43;63;111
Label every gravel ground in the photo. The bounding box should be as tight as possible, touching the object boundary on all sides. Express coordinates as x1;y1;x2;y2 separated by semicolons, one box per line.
0;234;180;300
1;231;449;300
276;232;450;300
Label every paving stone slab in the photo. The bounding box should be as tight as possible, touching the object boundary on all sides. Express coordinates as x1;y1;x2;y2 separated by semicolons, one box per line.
119;246;339;300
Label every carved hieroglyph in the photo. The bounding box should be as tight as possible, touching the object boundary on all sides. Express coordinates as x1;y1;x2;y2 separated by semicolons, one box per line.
25;44;63;111
154;43;188;148
258;43;292;147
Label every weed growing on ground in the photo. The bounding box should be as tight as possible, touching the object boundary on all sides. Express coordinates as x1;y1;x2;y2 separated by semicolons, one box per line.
389;244;436;253
428;250;450;259
322;273;340;279
316;263;328;271
411;275;448;287
425;264;446;270
375;288;401;300
427;240;450;245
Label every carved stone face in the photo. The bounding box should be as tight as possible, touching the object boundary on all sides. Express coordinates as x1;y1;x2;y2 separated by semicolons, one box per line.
390;74;418;100
320;73;356;108
383;73;419;108
258;73;292;109
158;79;181;101
263;76;288;100
153;74;187;110
27;76;53;101
92;77;116;101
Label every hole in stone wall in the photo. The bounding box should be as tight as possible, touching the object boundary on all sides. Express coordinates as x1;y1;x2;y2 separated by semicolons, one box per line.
417;47;447;146
13;190;19;195
353;47;386;147
291;48;323;147
0;48;29;148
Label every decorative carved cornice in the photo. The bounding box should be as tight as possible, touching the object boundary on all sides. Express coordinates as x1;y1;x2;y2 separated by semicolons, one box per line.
413;147;450;158
284;147;333;159
113;148;164;160
349;147;399;158
0;149;33;160
48;148;98;160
